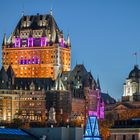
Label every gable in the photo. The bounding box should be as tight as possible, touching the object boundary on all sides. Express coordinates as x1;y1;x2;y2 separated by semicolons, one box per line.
114;104;128;110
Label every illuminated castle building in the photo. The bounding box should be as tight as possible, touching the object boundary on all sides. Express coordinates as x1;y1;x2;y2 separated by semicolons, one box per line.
0;64;104;123
2;13;71;79
0;12;105;124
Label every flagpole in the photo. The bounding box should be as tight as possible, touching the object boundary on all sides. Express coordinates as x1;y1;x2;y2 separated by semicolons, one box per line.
136;53;137;65
134;52;138;65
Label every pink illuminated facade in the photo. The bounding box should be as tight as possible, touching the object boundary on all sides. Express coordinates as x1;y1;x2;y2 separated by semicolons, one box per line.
67;65;104;122
87;89;104;119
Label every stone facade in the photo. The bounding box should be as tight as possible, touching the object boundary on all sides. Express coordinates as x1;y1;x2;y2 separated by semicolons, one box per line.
0;92;19;122
0;88;46;122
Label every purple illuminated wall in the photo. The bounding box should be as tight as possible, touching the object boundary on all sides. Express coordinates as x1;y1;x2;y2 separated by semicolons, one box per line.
15;38;21;47
13;37;67;48
60;38;65;47
20;57;40;65
41;37;47;46
59;38;68;48
28;38;33;47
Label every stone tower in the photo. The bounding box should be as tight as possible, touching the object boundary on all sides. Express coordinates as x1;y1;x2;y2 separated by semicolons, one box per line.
2;13;71;79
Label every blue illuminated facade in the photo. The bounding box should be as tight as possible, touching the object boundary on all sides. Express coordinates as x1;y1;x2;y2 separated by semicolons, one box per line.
83;116;102;140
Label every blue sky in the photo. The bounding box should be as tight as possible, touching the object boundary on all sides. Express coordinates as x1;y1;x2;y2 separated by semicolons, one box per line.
0;0;140;99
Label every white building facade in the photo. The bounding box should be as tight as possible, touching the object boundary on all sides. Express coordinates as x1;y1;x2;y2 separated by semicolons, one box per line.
123;65;140;101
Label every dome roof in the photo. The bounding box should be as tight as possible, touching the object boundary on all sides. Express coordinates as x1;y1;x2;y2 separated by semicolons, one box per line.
128;65;140;80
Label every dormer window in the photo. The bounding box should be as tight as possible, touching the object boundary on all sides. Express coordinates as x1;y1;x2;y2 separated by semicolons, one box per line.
43;21;46;26
30;82;35;90
26;21;30;27
64;77;67;81
23;21;26;27
40;22;43;26
132;73;135;76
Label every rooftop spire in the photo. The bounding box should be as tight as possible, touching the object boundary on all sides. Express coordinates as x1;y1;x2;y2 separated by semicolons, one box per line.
133;52;138;66
67;33;71;47
50;8;53;15
50;0;53;15
7;33;12;44
21;3;25;17
22;11;24;17
2;33;7;46
97;77;101;90
15;29;20;37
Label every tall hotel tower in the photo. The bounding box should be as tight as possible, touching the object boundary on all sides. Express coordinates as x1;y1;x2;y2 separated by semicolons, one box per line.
2;13;71;79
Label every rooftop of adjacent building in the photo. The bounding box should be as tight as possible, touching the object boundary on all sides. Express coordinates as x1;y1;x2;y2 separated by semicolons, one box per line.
0;128;36;140
105;100;140;111
24;127;84;140
101;92;116;104
0;128;28;135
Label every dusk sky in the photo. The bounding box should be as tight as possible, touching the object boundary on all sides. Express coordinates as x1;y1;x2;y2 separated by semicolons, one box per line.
0;0;140;99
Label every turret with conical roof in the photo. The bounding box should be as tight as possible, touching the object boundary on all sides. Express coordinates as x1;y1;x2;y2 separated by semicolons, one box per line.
7;65;15;85
0;67;9;89
2;33;7;47
96;78;101;90
67;33;71;47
